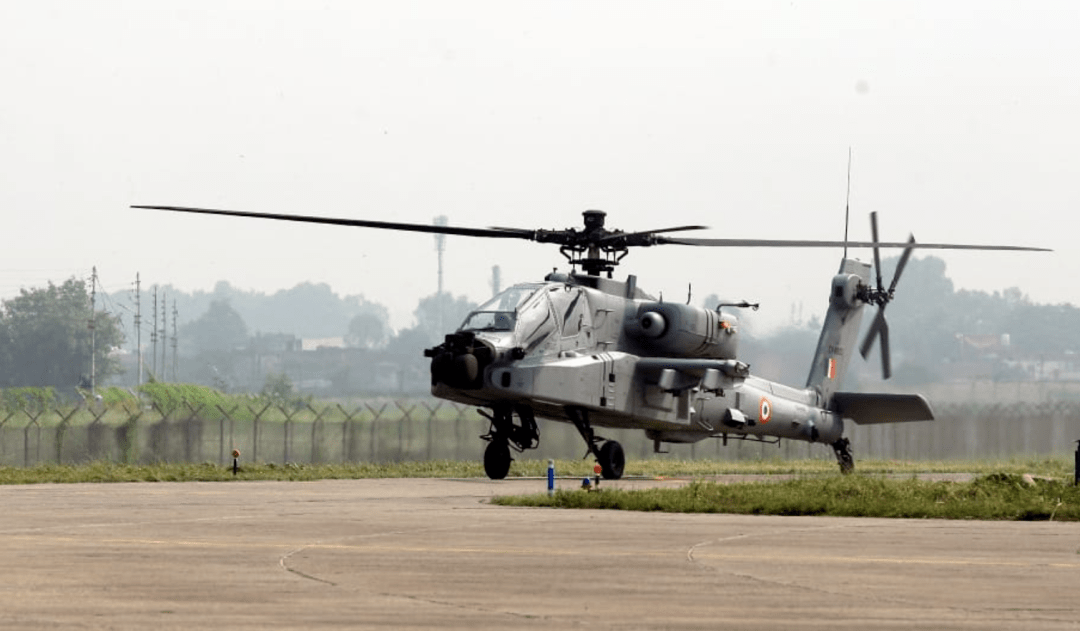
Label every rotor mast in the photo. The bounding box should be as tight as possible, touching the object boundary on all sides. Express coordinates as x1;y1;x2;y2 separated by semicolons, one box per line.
571;210;619;277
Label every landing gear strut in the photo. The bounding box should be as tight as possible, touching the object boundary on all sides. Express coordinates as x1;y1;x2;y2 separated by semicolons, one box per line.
567;407;624;480
831;437;854;474
479;405;539;480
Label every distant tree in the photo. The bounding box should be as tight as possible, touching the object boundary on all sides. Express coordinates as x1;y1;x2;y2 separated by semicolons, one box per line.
382;325;435;392
259;371;311;409
260;372;294;401
0;278;124;389
412;292;477;346
179;300;249;356
345;311;388;349
738;320;821;386
111;281;394;341
258;282;353;338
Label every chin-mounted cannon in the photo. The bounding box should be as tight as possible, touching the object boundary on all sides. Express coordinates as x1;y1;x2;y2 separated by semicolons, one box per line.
424;332;496;389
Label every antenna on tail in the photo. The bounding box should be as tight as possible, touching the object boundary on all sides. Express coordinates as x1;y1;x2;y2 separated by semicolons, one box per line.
843;147;852;259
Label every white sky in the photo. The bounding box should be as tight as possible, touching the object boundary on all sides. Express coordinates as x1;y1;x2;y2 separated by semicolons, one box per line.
1;1;1074;335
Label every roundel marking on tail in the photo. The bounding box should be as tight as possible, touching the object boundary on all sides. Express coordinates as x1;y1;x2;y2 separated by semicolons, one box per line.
759;397;773;424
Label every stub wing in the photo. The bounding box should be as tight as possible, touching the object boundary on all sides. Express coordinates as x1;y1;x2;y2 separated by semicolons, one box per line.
831;392;935;424
634;358;750;378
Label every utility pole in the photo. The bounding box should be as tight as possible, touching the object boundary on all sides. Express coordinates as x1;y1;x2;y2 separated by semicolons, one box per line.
160;291;167;381
133;274;142;387
433;215;448;333
151;287;158;378
491;265;501;296
171;301;178;381
89;267;97;394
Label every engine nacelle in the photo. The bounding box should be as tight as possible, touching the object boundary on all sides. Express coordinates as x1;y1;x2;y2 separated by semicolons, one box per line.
626;302;738;359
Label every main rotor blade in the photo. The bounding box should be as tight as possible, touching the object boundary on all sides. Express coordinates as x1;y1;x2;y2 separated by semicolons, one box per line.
598;225;710;245
659;236;1049;251
133;205;540;240
136;205;1051;252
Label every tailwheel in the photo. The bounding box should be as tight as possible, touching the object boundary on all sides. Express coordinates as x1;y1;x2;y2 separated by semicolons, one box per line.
483;439;512;480
831;437;854;475
598;440;625;480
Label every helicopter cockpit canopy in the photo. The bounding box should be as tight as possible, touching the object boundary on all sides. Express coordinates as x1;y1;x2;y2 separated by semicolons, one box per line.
459;283;547;333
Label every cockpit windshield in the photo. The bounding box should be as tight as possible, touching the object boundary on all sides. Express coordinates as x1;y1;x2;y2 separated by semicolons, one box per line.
458;284;544;332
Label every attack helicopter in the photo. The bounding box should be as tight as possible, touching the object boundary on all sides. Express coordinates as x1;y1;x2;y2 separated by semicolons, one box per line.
135;205;1046;478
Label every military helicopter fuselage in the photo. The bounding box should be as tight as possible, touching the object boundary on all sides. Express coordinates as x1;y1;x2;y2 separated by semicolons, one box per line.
425;260;874;479
134;205;1047;479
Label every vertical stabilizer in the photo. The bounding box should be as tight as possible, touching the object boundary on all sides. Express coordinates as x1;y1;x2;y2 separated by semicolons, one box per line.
806;258;871;402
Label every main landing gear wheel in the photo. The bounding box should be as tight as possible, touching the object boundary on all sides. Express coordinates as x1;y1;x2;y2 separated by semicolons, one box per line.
831;437;854;475
483;440;512;480
598;440;625;480
479;405;539;479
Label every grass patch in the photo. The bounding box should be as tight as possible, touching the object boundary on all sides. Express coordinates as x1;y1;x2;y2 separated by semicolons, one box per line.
0;460;488;484
0;456;1071;487
492;472;1080;521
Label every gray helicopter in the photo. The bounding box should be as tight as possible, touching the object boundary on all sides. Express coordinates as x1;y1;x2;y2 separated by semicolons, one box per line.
135;205;1046;478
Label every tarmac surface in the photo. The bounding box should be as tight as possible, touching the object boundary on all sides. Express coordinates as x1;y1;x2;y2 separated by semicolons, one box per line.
1;476;1078;630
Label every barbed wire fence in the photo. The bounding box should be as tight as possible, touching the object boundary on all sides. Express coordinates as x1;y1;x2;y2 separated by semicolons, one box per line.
0;399;1077;467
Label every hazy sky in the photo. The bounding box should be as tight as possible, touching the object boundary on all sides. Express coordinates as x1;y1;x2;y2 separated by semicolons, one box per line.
2;1;1074;335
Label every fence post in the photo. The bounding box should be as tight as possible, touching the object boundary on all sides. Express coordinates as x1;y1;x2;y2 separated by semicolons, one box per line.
337;404;362;462
182;403;205;463
23;414;36;467
216;405;239;465
420;400;444;461
53;406;81;464
22;408;46;467
366;403;388;462
82;406;108;463
117;406;142;464
452;403;465;460
251;402;272;463
395;400;416;461
150;403;170;462
307;404;331;463
0;411;15;465
279;406;297;464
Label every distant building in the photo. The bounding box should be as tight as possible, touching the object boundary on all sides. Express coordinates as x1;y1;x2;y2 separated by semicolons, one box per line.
301;337;346;351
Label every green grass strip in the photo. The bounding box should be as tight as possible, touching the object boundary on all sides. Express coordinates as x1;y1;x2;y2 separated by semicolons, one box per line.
0;456;1071;486
493;473;1080;521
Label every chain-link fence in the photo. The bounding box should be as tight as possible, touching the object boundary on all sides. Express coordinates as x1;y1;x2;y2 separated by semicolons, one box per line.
1;399;1077;467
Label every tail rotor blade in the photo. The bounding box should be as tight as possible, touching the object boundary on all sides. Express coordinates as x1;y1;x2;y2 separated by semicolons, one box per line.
870;211;884;291
859;308;886;359
859;308;893;379
879;317;892;380
888;234;916;295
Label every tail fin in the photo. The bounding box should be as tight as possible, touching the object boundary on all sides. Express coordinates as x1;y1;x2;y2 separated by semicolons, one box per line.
806;258;871;402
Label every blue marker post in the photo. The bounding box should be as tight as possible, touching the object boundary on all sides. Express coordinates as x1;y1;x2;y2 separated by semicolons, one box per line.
547;459;555;496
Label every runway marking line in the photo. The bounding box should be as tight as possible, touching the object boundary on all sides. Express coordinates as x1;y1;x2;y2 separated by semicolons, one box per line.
13;534;1080;569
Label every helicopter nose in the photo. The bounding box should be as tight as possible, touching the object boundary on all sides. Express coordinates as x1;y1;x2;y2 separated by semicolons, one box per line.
455;353;479;383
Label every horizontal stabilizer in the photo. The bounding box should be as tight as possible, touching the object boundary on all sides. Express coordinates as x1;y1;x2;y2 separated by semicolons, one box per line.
831;392;934;424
